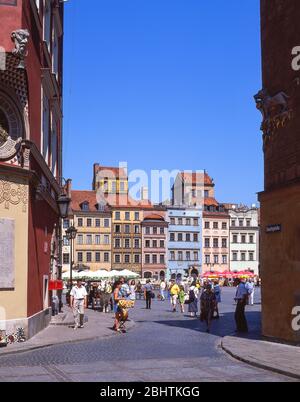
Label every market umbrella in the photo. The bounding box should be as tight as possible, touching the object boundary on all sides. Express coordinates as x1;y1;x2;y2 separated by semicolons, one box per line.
118;269;140;278
89;270;111;280
218;270;233;278
201;271;220;278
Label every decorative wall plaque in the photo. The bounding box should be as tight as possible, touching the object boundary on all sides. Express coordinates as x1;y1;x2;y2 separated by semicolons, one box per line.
0;218;15;289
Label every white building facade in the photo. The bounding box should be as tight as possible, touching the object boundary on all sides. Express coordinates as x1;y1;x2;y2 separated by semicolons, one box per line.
167;207;202;280
229;206;260;275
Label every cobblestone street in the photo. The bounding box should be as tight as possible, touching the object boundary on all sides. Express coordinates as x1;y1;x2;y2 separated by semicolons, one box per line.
0;288;297;382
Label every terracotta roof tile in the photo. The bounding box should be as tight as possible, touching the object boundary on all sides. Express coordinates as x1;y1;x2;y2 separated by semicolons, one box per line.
180;172;214;185
71;190;109;212
143;213;165;221
204;197;219;207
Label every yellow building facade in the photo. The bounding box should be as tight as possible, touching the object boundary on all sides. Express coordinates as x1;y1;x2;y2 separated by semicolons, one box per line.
62;190;112;273
111;208;143;274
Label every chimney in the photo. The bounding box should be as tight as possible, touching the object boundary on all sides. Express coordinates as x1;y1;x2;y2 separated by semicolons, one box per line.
66;179;72;198
93;163;100;190
141;186;149;201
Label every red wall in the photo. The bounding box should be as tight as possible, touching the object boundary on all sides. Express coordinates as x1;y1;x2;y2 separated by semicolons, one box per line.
27;188;58;316
0;2;22;51
22;1;42;148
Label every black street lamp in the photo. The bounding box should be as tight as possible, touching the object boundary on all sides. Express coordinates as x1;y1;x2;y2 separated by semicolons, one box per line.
57;187;71;311
66;225;78;291
57;193;71;219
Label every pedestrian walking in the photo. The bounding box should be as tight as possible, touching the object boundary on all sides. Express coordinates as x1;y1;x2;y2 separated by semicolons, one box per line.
136;281;143;300
160;279;166;301
169;280;180;312
143;279;154;309
245;279;255;305
234;279;249;333
213;280;221;318
112;280;126;333
188;281;199;317
178;285;185;313
70;280;88;330
129;280;136;304
200;284;217;333
120;277;130;298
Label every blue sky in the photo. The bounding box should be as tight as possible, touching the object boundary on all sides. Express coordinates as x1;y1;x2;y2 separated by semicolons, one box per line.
63;0;262;205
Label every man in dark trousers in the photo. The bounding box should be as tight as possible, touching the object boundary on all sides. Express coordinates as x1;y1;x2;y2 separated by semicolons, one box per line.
234;278;249;333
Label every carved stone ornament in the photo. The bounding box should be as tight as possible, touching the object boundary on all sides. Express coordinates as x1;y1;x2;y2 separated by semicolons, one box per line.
11;29;30;69
0;180;28;212
254;88;293;148
0;133;22;160
0;123;8;144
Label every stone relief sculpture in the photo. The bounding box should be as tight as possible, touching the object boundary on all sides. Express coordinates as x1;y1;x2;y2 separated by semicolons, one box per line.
0;135;22;161
254;89;292;146
0;123;8;144
11;29;30;69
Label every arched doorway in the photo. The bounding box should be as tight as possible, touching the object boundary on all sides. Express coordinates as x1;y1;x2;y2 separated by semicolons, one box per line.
144;272;152;279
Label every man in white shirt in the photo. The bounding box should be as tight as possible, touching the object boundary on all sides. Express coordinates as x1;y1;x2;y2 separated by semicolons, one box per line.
70;280;88;329
160;280;166;301
245;279;255;306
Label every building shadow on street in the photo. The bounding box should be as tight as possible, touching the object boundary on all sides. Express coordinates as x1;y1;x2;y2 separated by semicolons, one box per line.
149;310;262;339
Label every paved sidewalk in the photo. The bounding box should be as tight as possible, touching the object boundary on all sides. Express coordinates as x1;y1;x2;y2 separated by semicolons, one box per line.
0;307;135;357
222;336;300;380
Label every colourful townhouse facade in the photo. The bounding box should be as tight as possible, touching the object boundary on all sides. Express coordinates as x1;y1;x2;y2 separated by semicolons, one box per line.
141;209;168;281
62;189;112;274
166;206;202;280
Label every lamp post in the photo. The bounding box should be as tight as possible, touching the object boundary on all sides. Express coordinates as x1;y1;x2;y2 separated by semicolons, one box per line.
65;225;77;291
57;190;71;311
57;193;71;220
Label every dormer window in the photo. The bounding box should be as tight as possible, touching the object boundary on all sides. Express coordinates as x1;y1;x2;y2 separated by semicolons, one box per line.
97;203;105;212
81;202;89;211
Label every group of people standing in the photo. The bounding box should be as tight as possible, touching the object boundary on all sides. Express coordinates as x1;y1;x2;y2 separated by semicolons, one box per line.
167;279;221;333
69;276;256;335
